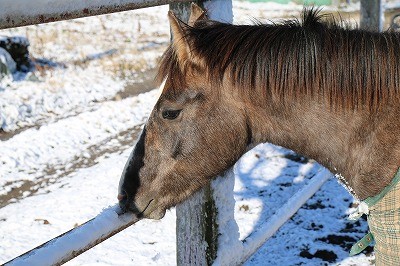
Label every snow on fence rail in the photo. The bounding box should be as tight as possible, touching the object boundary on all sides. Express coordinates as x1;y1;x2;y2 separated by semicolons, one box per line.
5;205;141;266
0;0;192;29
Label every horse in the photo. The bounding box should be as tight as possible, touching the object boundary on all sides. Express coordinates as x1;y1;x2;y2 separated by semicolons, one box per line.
118;4;400;263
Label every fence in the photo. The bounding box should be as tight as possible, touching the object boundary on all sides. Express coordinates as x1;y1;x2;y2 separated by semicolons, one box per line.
1;0;389;265
0;0;196;30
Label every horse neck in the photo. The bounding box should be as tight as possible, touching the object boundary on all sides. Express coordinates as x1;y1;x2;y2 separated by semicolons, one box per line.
244;97;398;200
247;100;346;167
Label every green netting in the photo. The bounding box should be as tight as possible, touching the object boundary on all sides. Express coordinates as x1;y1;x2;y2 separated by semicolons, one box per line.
369;177;400;265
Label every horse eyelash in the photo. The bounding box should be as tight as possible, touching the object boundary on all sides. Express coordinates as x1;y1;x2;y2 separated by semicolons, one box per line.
162;109;182;120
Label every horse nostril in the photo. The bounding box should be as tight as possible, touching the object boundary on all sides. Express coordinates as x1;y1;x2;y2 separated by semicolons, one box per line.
117;194;125;201
118;192;131;213
119;198;130;213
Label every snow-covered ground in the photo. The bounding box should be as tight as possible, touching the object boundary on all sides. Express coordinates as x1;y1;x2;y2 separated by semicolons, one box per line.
0;2;375;265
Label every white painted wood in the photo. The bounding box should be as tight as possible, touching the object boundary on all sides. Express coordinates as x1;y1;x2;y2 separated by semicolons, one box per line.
360;0;383;31
0;0;192;29
238;168;332;264
5;205;140;266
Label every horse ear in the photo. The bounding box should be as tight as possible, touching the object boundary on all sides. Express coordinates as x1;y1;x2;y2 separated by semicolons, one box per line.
188;3;207;26
168;11;192;67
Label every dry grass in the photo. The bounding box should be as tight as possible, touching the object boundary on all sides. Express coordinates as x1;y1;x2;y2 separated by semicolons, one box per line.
0;7;170;81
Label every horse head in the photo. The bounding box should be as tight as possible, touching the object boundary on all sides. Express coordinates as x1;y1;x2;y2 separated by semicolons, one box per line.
118;5;249;219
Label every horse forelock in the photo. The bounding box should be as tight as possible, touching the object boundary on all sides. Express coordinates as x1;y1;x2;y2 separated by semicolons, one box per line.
158;8;400;109
156;45;187;96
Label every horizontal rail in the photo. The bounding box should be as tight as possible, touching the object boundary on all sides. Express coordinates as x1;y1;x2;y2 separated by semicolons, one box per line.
239;167;332;263
0;0;191;29
5;205;140;266
384;3;400;13
213;166;333;265
242;168;332;262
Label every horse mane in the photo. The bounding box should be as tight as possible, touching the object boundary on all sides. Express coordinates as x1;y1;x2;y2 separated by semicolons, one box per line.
158;9;400;110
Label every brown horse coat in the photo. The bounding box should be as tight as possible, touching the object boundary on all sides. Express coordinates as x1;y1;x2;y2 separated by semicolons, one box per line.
119;6;400;262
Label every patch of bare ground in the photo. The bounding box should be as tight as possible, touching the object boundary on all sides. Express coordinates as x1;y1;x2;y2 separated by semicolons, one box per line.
0;125;142;208
0;68;156;141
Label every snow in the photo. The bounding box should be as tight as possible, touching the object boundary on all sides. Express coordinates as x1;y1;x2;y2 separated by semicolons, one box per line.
385;2;400;10
8;205;140;266
0;2;375;266
240;168;331;262
0;47;16;74
0;35;29;48
0;90;156;194
0;148;177;265
0;0;167;18
211;170;242;266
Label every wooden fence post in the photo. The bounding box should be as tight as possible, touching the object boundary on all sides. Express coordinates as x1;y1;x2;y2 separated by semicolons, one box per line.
172;1;233;265
360;0;383;31
176;184;219;265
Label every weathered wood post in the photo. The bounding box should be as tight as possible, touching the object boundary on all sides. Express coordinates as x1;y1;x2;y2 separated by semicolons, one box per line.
360;0;383;31
172;1;234;265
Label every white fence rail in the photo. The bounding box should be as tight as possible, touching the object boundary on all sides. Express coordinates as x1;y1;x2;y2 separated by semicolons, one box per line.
0;0;192;29
234;168;332;264
5;206;140;266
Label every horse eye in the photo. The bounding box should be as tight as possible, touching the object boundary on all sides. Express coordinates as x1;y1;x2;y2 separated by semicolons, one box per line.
162;109;182;120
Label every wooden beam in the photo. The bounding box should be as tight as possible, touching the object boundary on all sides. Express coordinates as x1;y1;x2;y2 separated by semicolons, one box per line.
5;205;140;266
360;0;383;31
176;185;219;266
0;0;192;29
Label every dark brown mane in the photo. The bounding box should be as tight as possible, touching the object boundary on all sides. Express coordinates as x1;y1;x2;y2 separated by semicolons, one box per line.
158;9;400;109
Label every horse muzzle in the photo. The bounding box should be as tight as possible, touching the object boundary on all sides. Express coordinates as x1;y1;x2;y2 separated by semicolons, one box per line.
117;193;165;220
